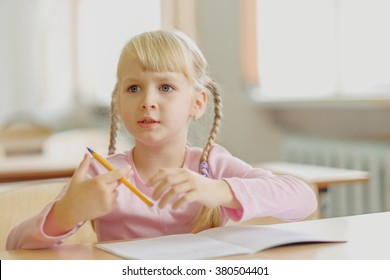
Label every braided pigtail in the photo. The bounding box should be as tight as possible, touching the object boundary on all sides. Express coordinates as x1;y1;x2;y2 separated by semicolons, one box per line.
192;79;223;233
91;84;119;231
198;80;223;176
108;83;120;155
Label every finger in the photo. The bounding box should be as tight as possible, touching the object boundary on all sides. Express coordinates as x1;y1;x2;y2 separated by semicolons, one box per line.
157;183;192;208
148;168;182;187
97;165;133;185
152;171;188;200
109;188;119;204
71;153;92;183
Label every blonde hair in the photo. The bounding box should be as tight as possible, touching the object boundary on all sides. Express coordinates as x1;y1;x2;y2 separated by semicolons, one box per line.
108;30;223;233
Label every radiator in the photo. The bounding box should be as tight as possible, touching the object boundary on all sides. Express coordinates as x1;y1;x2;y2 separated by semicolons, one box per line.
281;135;390;218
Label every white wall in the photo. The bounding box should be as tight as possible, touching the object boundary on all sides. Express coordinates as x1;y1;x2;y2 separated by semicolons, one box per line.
196;0;282;163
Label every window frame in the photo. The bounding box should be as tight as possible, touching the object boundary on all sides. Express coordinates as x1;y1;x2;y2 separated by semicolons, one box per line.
242;0;390;108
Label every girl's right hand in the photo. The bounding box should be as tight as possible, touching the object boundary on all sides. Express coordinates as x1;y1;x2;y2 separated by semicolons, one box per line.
43;153;132;236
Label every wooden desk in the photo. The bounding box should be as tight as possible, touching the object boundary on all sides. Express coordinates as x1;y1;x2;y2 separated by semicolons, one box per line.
0;155;77;183
1;211;389;260
258;161;369;190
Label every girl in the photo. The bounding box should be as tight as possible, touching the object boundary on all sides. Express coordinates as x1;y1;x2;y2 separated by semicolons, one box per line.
7;30;317;249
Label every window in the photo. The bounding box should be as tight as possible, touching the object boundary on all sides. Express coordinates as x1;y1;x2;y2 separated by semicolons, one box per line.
76;0;161;105
253;0;390;102
0;0;161;125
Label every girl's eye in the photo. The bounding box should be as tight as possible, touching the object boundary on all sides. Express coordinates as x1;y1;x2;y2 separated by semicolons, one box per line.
128;85;140;93
160;84;174;92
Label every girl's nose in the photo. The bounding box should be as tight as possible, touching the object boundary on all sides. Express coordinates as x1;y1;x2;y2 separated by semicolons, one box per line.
140;93;157;110
142;104;156;109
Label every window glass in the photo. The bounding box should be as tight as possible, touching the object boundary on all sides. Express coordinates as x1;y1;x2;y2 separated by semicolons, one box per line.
0;0;161;124
256;0;390;100
77;0;161;105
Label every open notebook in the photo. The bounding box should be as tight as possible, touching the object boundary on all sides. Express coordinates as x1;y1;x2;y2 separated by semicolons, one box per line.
95;226;345;260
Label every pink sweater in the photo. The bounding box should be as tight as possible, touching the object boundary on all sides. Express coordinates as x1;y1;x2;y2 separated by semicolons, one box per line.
6;145;317;249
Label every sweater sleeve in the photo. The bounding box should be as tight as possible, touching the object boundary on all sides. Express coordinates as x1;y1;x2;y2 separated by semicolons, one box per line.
208;145;318;222
5;158;105;250
5;183;86;250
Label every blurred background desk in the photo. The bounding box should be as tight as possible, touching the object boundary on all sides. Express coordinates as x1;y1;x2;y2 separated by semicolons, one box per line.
0;155;76;183
1;159;369;185
258;161;370;217
0;127;127;183
258;161;369;190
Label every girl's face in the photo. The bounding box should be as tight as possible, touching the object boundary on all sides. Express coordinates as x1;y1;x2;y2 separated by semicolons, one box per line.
117;57;205;147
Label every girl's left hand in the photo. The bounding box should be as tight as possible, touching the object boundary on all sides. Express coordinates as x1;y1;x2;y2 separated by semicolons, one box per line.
148;168;240;210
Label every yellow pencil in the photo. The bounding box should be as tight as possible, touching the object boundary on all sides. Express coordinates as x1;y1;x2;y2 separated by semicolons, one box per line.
87;147;153;207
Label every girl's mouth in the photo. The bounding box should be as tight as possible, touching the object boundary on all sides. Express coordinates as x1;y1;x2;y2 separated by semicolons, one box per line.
138;118;160;124
138;118;160;128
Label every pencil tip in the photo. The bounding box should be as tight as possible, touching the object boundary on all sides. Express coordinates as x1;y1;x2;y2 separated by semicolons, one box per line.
86;147;93;154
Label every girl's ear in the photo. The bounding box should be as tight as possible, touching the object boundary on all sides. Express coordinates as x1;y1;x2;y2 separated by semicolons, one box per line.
191;90;207;119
